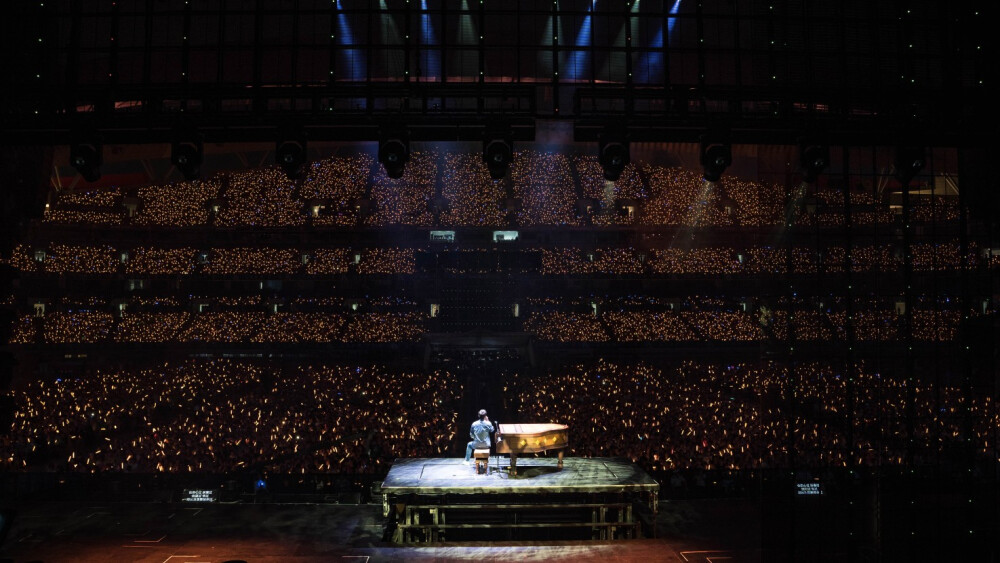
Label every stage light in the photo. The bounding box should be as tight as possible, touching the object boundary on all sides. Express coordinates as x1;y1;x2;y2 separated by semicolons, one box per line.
799;141;829;184
70;141;102;183
482;124;513;180
276;139;307;180
379;128;410;179
171;137;203;181
598;125;629;181
894;146;924;185
699;135;731;182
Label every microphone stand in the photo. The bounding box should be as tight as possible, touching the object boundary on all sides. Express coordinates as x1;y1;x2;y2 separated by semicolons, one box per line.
494;420;502;476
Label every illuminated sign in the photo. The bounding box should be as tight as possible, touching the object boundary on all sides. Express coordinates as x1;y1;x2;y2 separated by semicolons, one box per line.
796;482;823;496
430;230;455;242
493;231;519;242
182;489;218;503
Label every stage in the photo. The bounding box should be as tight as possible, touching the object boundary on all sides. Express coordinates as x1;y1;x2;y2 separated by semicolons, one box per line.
380;457;660;542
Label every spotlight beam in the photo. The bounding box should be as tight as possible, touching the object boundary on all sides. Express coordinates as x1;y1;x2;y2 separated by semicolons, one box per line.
335;0;366;81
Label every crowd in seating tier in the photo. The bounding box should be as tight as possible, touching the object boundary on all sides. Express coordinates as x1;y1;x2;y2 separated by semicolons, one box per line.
512;360;997;472
366;151;437;227
299;154;373;227
439;152;508;227
510;151;580;227
133;179;221;227
1;360;461;474
32;154;964;230
217;168;305;227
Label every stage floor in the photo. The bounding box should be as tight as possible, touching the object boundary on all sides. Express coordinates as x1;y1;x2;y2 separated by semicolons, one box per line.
0;499;763;562
381;457;659;495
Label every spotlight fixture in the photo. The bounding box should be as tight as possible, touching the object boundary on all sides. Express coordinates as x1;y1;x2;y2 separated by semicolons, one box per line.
171;135;204;181
276;139;307;180
699;134;732;182
894;146;925;185
598;125;629;182
799;140;829;184
379;127;410;179
482;123;513;180
70;141;103;183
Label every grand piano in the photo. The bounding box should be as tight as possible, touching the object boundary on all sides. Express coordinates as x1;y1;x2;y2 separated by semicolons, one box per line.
495;423;569;476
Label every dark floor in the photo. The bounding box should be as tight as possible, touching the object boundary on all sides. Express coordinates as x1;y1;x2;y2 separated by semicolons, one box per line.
0;498;760;563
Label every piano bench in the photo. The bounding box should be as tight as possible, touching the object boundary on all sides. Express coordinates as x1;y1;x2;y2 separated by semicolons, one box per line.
473;449;490;474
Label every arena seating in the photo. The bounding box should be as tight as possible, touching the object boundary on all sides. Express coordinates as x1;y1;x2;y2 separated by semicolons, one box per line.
3;151;986;482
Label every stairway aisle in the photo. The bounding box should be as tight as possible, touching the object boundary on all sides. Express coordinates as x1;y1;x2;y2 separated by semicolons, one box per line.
438;275;518;333
445;353;521;457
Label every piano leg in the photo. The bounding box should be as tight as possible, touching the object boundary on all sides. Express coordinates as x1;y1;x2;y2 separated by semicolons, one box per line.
557;451;564;470
510;454;517;476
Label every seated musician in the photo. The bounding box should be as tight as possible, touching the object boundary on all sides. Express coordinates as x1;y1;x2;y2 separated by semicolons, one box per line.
463;409;494;465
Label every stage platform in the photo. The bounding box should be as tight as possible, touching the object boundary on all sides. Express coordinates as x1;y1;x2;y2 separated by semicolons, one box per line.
380;457;659;542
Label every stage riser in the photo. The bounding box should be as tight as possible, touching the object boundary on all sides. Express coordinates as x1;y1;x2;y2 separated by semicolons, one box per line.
381;457;659;543
394;502;640;542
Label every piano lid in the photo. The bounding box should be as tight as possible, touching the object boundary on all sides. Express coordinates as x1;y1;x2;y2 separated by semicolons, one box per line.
498;423;568;435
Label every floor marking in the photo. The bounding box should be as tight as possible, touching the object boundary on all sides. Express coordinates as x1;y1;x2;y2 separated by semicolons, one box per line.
680;551;730;562
135;535;167;543
341;558;371;562
85;511;111;519
122;545;155;548
707;558;733;563
183;508;204;516
161;556;201;563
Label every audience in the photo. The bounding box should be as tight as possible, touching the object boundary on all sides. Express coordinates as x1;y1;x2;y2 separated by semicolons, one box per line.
523;312;609;342
42;244;118;275
28;153;963;229
202;248;300;275
367;151;437;227
1;360;460;474
1;151;987;487
510;150;578;226
299;155;373;226
2;358;993;475
513;360;997;472
439;152;507;227
7;295;975;346
125;247;196;275
217;168;305;227
134;178;221;227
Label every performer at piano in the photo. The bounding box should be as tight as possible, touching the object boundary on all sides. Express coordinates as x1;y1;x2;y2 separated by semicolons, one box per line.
463;409;495;465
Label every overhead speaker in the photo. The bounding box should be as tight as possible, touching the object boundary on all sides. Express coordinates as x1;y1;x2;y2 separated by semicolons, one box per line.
276;139;307;180
700;133;732;182
379;128;410;179
799;142;829;184
483;125;513;180
70;141;102;183
171;139;204;181
598;125;629;182
894;146;925;185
